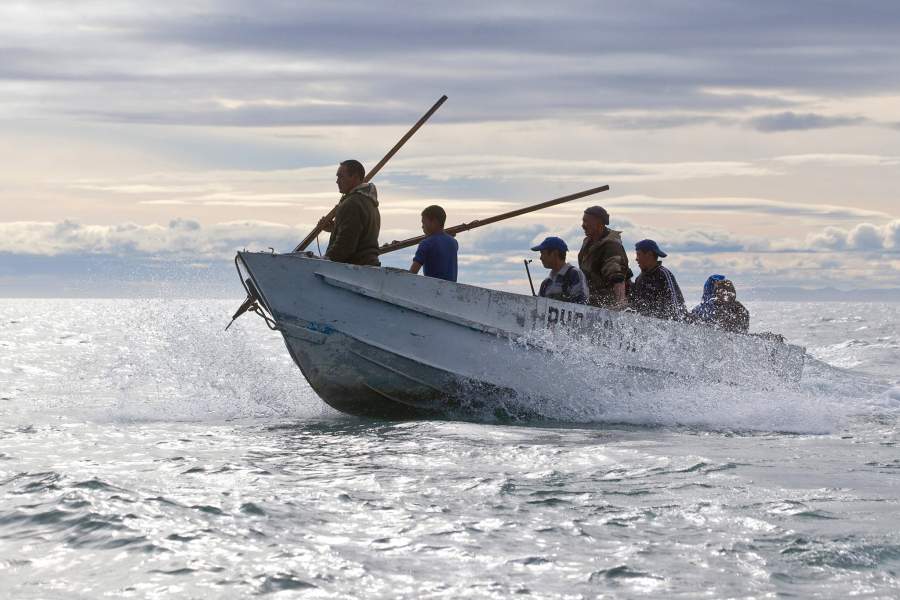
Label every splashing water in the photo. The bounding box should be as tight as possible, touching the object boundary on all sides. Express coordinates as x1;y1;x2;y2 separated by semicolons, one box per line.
2;299;894;430
503;323;849;433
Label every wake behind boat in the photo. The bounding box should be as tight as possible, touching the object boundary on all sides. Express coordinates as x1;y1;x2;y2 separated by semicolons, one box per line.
234;252;805;419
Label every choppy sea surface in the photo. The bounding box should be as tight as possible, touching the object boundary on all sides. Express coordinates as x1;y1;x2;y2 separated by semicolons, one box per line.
1;298;899;599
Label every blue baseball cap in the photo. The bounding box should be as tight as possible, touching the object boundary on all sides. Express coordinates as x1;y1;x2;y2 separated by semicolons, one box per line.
531;236;568;252
635;239;667;257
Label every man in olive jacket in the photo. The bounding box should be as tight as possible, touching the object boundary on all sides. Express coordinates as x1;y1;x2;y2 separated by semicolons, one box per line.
578;205;632;309
320;159;381;266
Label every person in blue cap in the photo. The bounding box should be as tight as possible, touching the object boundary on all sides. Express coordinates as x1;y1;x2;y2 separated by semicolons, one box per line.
531;236;589;304
629;239;687;321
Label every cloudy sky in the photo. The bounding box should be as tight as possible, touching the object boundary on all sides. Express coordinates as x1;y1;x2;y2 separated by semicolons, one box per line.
2;0;899;298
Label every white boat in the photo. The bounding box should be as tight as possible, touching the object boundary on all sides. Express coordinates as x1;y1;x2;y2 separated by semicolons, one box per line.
234;251;805;419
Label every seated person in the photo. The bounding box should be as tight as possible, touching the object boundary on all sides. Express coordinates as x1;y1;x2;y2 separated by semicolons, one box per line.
410;205;458;282
693;274;726;316
690;277;750;333
531;236;589;304
629;239;687;320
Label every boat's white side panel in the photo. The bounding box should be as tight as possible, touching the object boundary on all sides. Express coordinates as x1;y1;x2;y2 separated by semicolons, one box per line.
238;252;804;417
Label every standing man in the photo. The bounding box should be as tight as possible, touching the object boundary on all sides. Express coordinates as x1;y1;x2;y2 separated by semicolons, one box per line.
320;159;381;266
531;236;588;304
629;239;687;321
578;206;631;309
410;205;458;281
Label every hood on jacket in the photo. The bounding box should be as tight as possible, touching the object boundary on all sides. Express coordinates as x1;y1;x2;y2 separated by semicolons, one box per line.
585;228;623;247
346;182;378;206
701;274;726;303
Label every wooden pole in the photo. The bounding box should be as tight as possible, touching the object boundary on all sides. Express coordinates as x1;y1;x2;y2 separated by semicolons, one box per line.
293;95;448;252
377;184;610;255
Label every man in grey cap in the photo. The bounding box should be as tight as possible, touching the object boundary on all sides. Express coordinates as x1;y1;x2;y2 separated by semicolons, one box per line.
578;206;632;309
629;239;687;321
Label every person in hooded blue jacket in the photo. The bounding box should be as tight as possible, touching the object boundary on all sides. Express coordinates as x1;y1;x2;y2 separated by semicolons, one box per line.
690;274;726;321
690;275;750;333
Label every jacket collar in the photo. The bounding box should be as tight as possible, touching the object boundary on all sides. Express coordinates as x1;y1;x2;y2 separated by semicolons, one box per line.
640;261;662;275
341;182;378;205
585;228;621;248
550;262;574;279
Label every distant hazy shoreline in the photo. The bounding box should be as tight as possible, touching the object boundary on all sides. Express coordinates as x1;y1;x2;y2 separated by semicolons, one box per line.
1;289;898;302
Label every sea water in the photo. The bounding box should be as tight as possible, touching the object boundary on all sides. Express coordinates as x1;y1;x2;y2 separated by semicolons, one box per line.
1;299;898;598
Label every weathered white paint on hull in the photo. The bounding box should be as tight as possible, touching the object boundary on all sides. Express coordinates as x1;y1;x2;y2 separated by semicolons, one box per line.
237;252;805;419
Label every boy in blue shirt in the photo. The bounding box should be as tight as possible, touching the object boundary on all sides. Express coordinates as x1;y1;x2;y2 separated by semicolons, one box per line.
410;205;458;282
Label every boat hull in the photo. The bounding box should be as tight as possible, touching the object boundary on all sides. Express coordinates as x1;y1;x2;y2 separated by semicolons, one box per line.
237;252;805;419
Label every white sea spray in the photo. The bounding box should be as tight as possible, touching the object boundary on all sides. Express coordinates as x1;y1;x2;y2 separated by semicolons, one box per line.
507;322;845;433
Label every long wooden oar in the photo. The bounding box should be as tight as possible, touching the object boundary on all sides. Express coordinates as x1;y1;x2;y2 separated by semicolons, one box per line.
377;184;609;255
293;95;448;252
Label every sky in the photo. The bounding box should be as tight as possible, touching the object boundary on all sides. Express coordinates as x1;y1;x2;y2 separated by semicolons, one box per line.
1;0;899;299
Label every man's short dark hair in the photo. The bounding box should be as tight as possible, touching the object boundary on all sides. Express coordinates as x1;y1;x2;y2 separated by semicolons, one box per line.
421;205;447;226
340;159;365;180
555;249;567;261
583;205;610;225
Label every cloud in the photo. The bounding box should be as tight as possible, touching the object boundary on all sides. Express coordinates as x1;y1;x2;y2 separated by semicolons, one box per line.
70;182;230;194
5;217;899;262
72;102;424;128
67;166;339;192
639;229;757;254
56;160;776;215
848;223;886;250
455;224;900;293
454;218;900;292
465;224;553;254
597;111;728;130
0;219;308;258
3;2;900;127
386;156;774;183
604;195;892;220
800;220;900;252
887;221;900;249
772;153;900;167
142;192;339;208
458;220;761;257
804;226;848;250
747;111;868;132
2;217;899;295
